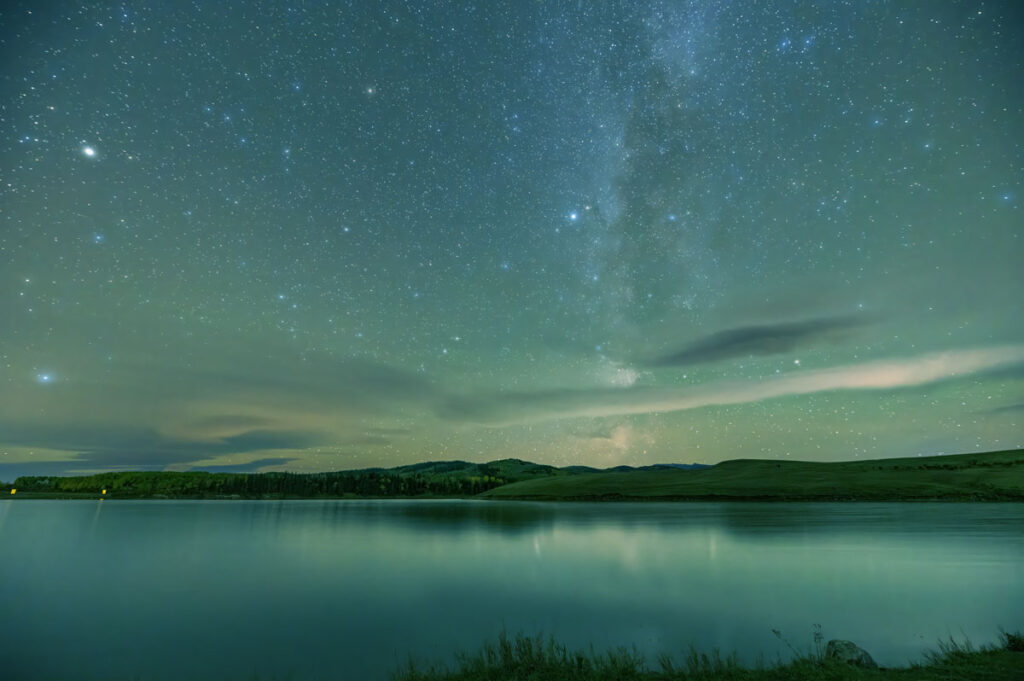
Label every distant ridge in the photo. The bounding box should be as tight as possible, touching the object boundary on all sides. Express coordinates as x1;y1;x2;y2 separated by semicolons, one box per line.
482;449;1024;501
8;450;1022;501
7;457;709;499
321;457;709;480
607;463;710;472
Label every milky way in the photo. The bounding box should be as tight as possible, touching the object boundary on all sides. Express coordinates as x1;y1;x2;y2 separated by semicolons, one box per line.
2;1;1022;477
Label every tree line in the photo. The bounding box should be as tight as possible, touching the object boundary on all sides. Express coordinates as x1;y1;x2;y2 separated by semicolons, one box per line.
11;469;509;498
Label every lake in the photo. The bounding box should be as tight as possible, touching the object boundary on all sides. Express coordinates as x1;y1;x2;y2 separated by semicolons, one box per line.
1;500;1022;680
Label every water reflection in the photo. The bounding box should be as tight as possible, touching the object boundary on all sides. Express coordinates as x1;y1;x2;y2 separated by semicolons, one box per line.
227;499;1024;539
0;501;1021;681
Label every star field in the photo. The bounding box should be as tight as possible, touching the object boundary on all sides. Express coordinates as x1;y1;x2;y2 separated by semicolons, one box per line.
2;1;1022;477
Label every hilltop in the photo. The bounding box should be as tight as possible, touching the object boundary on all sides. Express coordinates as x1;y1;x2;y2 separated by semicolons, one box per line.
481;449;1024;501
7;450;1023;501
7;457;707;499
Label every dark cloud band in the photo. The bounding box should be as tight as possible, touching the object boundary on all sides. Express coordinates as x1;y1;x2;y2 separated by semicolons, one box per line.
646;315;868;367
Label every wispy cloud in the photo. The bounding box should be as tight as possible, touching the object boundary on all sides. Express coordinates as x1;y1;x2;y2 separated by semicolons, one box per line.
164;355;437;412
646;315;868;367
188;457;298;473
439;345;1024;425
0;349;436;473
0;422;328;467
984;402;1024;415
188;414;278;431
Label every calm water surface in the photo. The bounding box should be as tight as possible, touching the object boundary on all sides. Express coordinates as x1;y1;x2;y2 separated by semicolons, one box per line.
1;500;1022;680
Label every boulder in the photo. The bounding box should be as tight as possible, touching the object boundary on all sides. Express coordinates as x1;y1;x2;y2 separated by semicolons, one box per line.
825;639;878;669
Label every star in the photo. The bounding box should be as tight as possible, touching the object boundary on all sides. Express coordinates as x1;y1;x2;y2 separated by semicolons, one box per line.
0;0;1019;476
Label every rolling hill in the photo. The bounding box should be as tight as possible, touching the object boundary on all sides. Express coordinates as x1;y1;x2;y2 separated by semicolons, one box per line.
481;449;1024;501
9;451;1023;501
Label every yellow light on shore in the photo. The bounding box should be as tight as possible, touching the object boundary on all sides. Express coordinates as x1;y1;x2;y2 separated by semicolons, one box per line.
10;489;15;495
101;489;107;495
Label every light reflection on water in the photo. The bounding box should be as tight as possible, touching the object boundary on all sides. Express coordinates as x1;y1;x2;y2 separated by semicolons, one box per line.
1;500;1022;680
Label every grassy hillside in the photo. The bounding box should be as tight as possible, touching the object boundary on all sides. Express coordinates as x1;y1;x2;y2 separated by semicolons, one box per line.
481;449;1024;501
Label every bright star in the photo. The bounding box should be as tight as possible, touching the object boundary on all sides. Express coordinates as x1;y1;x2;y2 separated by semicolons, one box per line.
82;146;96;157
37;373;54;384
569;212;578;221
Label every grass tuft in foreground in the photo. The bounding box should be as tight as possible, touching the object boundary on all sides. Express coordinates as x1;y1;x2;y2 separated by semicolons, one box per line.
393;630;1024;680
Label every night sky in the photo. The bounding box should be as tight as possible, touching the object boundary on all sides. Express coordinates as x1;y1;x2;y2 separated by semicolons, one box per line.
2;1;1022;479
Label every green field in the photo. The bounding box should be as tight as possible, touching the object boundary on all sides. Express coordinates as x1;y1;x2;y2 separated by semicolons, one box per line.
481;449;1024;501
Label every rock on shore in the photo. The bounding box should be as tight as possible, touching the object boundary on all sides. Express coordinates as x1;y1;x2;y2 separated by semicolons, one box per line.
825;639;878;668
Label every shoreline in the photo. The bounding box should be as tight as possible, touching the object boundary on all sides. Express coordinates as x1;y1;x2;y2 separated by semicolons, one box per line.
392;630;1024;681
7;492;1024;502
7;448;1023;502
